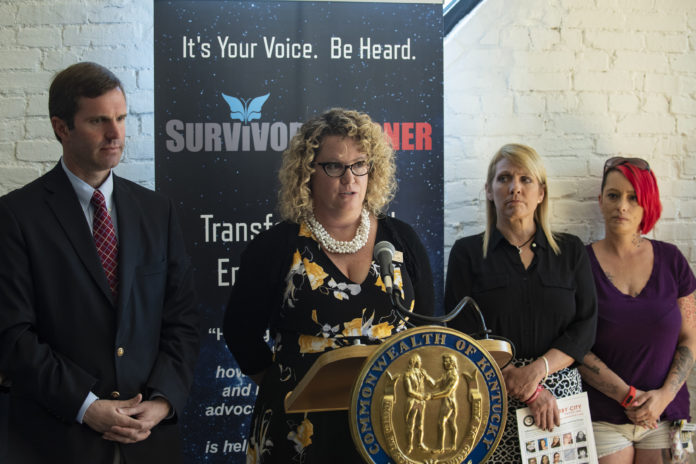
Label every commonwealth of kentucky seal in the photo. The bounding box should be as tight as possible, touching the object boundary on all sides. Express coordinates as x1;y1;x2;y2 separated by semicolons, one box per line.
349;326;507;464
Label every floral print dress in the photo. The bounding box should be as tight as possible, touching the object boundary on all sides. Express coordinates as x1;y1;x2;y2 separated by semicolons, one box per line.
246;224;416;464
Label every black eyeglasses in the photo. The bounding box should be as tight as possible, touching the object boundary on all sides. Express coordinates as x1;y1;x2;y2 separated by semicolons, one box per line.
603;157;650;174
311;160;371;177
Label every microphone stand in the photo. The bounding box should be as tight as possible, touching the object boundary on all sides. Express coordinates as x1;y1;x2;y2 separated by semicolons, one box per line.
388;290;516;369
389;291;484;329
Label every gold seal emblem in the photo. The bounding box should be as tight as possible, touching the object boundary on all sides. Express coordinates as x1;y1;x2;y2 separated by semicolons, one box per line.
349;326;507;464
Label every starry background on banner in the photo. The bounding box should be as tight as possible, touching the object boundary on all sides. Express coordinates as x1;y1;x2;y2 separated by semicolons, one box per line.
154;1;443;462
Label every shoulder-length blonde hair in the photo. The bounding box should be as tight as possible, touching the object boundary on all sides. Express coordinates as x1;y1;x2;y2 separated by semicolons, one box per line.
278;108;396;223
482;143;560;257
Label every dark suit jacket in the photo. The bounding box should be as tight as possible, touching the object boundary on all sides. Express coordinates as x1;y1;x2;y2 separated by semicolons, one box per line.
0;163;199;464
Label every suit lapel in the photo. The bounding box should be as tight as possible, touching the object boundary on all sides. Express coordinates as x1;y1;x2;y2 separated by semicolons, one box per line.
43;164;114;304
113;176;141;312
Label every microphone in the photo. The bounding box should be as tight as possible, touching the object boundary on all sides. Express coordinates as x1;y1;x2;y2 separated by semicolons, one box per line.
373;241;396;295
371;244;517;368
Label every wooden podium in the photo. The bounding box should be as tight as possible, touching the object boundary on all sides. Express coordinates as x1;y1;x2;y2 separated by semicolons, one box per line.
284;336;512;414
284;344;376;413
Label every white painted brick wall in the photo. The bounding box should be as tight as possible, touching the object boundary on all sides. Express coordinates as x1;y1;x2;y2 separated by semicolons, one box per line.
0;0;154;194
446;0;696;441
445;0;696;266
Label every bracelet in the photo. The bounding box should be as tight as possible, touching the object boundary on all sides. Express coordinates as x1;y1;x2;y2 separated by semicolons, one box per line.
525;384;544;404
620;385;636;408
541;355;549;384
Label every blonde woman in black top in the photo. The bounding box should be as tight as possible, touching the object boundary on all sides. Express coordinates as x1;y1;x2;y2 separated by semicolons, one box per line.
445;144;597;463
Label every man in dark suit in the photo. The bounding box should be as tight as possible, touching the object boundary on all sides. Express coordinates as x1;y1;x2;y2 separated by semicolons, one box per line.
0;62;200;463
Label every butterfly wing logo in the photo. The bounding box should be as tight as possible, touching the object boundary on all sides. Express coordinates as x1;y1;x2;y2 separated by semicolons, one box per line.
221;93;270;124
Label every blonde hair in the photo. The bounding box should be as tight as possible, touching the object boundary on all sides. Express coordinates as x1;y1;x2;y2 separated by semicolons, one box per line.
278;108;396;223
482;143;560;257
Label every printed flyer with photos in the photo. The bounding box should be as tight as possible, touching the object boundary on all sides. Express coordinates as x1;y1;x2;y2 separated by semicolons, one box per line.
516;392;598;464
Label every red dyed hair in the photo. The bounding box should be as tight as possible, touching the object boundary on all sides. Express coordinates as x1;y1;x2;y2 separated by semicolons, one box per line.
606;163;662;234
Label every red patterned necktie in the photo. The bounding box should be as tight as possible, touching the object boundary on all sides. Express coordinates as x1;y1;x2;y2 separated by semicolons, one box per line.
91;190;119;299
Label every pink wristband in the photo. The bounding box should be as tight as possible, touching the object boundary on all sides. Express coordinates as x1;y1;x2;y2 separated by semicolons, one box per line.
525;384;544;404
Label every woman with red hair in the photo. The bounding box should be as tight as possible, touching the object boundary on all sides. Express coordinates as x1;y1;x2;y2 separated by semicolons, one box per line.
579;157;696;463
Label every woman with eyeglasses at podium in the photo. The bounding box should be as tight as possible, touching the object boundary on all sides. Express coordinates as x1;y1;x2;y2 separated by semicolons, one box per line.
444;143;598;463
223;108;434;463
578;157;696;464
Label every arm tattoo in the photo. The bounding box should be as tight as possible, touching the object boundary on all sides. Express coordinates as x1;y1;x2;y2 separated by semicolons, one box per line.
586;365;600;375
668;345;694;393
680;292;696;329
582;353;602;375
581;353;618;395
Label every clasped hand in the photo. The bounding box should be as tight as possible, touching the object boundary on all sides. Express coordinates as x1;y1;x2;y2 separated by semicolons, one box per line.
503;364;560;432
503;364;540;402
83;393;172;444
624;388;672;430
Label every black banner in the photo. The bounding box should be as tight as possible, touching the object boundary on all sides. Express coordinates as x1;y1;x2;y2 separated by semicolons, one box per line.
154;1;443;461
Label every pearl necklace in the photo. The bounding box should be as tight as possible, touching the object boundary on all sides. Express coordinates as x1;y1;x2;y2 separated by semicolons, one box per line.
306;208;371;254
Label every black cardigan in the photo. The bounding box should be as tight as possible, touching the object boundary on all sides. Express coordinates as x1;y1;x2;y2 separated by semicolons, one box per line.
223;216;435;375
